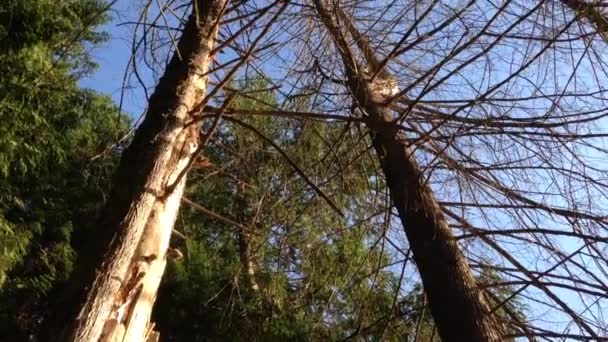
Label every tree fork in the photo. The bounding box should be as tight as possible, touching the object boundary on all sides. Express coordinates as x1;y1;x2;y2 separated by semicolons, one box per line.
312;0;505;340
48;1;227;341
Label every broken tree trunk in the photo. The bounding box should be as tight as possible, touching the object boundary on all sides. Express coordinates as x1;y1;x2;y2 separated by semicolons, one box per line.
51;1;227;341
312;1;505;340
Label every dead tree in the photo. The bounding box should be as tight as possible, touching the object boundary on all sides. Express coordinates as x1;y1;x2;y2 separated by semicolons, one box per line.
49;1;227;340
312;1;505;340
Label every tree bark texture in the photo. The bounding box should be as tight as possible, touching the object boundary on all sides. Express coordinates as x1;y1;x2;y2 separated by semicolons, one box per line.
235;193;261;293
312;1;505;340
238;227;260;292
53;1;227;341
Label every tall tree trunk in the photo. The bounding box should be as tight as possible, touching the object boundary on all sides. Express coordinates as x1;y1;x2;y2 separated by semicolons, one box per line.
312;1;504;340
50;1;227;341
236;193;260;293
238;228;260;292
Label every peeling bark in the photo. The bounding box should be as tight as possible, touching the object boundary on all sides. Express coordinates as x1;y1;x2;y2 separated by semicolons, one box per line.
313;1;505;340
48;1;227;341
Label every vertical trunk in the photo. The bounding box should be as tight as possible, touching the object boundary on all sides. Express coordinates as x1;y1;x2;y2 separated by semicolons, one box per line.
312;1;504;340
238;227;260;292
51;1;227;341
235;193;260;293
371;123;503;342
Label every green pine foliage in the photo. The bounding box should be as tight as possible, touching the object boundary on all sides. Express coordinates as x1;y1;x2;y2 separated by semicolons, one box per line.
153;78;410;341
0;0;128;338
153;78;528;341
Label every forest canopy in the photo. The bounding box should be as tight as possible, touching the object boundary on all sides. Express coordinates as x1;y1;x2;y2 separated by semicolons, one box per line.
1;0;608;341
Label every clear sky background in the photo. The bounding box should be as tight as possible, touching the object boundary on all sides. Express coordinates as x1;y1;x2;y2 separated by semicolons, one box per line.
80;0;148;118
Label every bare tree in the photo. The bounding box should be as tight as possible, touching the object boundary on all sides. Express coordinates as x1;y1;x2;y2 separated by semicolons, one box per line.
50;1;227;340
311;0;505;340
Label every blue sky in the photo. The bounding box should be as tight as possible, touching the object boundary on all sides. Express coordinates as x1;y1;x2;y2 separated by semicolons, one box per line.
80;0;148;117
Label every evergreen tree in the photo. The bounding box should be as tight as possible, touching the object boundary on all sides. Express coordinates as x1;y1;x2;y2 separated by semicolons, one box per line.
0;1;128;339
153;77;528;341
154;77;412;341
